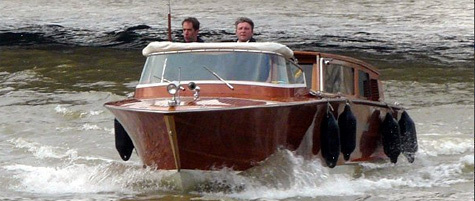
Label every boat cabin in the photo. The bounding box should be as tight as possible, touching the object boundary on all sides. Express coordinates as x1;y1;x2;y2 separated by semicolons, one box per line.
135;42;383;102
294;51;383;101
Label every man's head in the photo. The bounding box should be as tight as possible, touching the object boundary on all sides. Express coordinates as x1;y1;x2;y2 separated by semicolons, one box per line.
235;17;254;42
182;17;200;42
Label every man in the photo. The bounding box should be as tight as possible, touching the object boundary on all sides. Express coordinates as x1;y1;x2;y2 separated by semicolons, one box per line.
235;17;256;42
182;17;204;42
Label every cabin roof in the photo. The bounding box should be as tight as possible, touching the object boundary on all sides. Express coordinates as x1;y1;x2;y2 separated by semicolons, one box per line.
142;42;294;59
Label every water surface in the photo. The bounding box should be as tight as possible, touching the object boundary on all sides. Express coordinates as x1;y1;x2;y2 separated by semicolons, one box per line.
0;0;473;200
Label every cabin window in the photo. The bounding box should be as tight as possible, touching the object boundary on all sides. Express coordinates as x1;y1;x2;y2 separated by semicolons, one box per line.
324;63;354;95
286;60;305;84
358;70;370;98
370;79;380;101
299;64;313;88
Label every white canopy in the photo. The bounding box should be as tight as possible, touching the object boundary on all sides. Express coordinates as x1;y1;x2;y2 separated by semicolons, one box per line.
142;42;294;59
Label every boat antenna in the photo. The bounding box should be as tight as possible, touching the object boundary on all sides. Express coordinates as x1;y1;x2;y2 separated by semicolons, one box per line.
167;0;172;41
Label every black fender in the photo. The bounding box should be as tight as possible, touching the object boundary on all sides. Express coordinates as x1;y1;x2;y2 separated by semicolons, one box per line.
381;112;401;163
338;104;357;161
320;109;340;168
398;111;418;163
114;118;134;161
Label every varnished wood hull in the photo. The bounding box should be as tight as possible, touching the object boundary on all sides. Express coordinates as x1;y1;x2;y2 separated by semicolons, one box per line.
105;98;400;171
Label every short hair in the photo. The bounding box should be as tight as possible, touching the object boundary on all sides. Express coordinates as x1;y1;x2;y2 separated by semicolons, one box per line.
182;17;200;30
234;17;254;30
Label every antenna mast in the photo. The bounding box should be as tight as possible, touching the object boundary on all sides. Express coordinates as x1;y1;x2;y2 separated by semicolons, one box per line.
167;0;172;41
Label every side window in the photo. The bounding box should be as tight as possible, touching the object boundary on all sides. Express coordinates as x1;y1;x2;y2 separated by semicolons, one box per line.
286;60;305;84
370;79;380;101
324;63;354;95
299;64;313;88
358;70;370;98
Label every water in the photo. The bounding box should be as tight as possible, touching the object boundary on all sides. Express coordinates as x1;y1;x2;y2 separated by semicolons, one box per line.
0;0;473;200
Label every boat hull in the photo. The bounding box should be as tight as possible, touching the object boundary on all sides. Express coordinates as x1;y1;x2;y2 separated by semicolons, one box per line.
106;99;398;171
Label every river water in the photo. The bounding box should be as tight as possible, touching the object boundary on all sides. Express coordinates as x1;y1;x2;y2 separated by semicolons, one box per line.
0;0;473;200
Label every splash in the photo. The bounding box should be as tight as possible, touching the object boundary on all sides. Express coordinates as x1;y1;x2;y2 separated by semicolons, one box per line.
2;146;472;199
3;162;140;194
8;138;78;160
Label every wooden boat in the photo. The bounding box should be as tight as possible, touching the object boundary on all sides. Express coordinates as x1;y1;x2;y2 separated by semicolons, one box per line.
104;42;417;171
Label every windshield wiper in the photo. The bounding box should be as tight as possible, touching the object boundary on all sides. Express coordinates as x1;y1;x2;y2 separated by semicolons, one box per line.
153;75;171;83
203;66;234;90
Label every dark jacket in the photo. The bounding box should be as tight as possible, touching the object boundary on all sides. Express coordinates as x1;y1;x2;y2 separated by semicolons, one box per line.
236;37;256;42
196;36;204;42
184;36;204;43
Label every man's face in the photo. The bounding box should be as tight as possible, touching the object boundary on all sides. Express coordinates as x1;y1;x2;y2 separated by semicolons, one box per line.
236;22;253;42
182;21;198;42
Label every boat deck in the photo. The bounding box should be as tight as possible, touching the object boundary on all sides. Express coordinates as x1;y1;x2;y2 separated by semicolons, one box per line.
106;96;322;112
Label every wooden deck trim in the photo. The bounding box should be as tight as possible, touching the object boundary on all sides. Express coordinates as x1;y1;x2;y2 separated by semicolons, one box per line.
164;115;181;171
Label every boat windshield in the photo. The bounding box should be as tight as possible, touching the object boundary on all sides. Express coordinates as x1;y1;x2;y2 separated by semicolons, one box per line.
138;51;305;85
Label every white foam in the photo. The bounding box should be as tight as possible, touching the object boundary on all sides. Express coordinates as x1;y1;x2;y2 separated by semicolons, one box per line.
55;105;106;119
54;105;70;115
419;137;474;156
201;150;473;200
79;123;102;131
88;110;103;116
8;138;78;160
459;154;474;165
55;124;112;133
3;163;132;194
2;148;472;199
224;162;471;200
2;161;201;195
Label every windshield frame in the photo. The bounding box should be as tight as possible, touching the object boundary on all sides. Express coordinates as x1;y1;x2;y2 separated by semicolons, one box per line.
137;49;306;88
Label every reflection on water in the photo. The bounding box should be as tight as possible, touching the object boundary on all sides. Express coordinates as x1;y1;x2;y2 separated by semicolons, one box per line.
0;47;143;95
